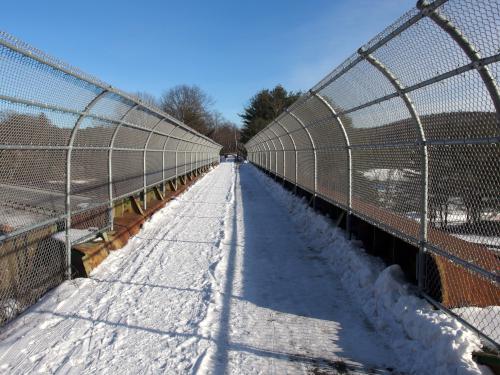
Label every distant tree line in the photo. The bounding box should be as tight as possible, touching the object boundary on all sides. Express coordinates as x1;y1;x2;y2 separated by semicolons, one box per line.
136;85;240;155
137;84;301;155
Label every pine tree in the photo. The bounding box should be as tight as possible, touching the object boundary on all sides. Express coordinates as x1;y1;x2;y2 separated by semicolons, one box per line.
239;85;301;143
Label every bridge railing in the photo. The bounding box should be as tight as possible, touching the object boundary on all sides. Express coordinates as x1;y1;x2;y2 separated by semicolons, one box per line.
0;32;221;326
245;0;499;348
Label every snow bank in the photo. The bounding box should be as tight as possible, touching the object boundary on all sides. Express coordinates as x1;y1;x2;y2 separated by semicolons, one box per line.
362;168;418;182
249;165;491;375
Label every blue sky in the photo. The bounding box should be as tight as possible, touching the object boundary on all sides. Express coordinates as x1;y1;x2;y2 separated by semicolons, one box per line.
1;0;414;125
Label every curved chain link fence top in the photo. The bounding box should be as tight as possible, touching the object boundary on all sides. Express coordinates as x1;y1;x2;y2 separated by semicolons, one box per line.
245;0;499;347
0;31;222;325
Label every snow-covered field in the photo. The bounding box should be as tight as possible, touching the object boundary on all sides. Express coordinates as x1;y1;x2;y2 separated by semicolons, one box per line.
0;163;492;374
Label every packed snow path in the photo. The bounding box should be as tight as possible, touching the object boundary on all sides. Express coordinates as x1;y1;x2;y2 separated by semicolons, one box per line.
0;163;401;374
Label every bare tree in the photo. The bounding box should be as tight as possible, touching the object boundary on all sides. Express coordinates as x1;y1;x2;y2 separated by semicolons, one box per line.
160;85;214;135
134;91;159;107
209;118;240;155
207;110;225;130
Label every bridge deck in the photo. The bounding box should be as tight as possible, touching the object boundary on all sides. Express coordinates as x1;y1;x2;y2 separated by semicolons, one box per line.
0;163;398;374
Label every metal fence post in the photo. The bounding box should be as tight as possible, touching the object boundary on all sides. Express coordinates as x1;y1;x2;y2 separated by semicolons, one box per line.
295;148;298;193
274;119;297;187
262;137;270;171
262;130;278;178
65;89;108;280
359;48;429;291
286;109;317;207
175;150;178;188
162;147;165;194
108;104;140;231
143;118;166;204
311;91;352;236
162;124;178;190
255;133;270;171
268;124;285;181
143;142;148;210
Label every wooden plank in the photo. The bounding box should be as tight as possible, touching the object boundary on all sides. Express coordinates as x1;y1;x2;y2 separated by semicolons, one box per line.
130;196;144;216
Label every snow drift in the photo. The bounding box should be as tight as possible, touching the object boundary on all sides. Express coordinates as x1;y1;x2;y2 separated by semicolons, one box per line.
249;165;491;375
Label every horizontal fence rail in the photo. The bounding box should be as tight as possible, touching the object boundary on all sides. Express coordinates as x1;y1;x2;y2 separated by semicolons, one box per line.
0;32;222;326
245;0;500;347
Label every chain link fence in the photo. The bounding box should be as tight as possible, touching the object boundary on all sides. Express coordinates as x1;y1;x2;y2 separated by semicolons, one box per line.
0;32;222;326
245;0;499;348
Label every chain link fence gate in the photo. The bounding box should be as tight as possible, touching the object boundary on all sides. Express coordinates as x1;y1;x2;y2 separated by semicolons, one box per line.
246;0;499;348
0;32;222;326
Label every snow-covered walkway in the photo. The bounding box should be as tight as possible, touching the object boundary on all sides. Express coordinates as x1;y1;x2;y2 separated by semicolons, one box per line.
0;163;487;374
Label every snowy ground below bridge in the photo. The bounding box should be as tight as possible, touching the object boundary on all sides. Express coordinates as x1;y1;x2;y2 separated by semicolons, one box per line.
0;163;490;375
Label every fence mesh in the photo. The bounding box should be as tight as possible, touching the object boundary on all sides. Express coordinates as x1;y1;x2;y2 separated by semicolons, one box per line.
0;32;221;326
245;0;500;347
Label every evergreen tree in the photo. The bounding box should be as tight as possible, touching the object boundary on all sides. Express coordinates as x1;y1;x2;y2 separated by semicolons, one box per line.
239;85;301;143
